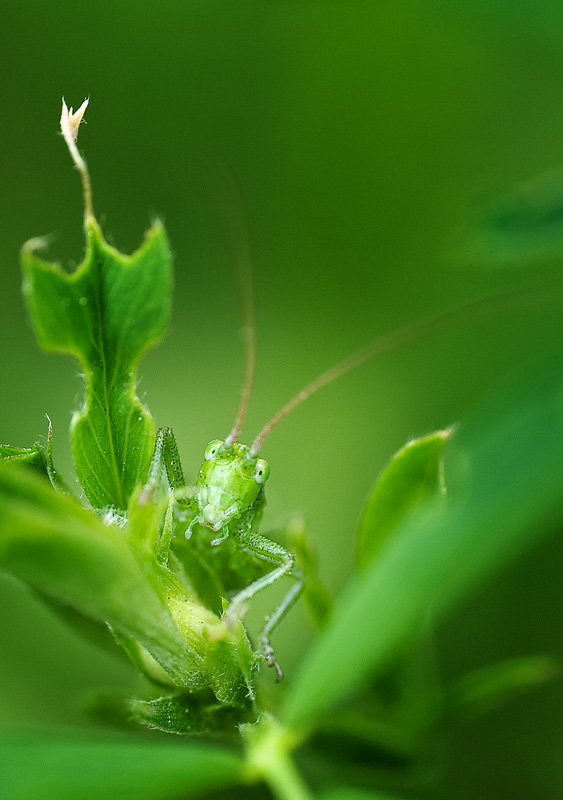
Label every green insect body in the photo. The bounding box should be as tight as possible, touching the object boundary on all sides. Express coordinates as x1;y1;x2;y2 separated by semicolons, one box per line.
149;429;302;681
190;440;269;540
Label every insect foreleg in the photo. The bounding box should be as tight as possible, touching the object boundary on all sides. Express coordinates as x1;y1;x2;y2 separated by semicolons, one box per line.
149;427;200;514
140;427;199;561
259;573;304;682
141;427;186;501
158;427;186;490
228;528;304;681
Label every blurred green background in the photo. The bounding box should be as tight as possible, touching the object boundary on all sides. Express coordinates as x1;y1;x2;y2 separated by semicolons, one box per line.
1;2;563;797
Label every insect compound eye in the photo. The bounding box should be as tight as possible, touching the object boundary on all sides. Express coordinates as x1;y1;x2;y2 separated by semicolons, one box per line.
254;458;270;485
204;440;223;461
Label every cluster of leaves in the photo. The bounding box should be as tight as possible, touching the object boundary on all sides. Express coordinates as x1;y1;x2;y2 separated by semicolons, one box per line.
1;188;562;799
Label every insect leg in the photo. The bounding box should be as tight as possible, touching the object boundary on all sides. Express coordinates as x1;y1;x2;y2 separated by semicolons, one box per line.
158;426;186;490
259;573;304;682
228;529;304;680
140;426;185;502
138;427;198;560
153;429;202;514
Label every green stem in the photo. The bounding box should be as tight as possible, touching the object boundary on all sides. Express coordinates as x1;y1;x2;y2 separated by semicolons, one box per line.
242;713;313;800
261;747;311;800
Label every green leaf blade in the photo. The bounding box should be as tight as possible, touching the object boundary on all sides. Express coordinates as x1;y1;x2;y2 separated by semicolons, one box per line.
439;655;557;723
131;693;250;736
0;735;246;800
283;360;563;730
0;463;255;701
21;220;172;510
356;429;450;569
0;463;203;688
317;790;408;800
0;443;48;479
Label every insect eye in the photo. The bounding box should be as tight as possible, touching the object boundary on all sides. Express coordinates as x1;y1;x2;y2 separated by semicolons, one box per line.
204;440;223;461
254;458;270;484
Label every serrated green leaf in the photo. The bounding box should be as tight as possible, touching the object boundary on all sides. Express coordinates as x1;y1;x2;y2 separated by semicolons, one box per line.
356;430;450;569
0;735;246;800
283;358;563;730
132;695;208;736
0;443;48;479
131;692;251;736
1;423;70;495
21;218;172;511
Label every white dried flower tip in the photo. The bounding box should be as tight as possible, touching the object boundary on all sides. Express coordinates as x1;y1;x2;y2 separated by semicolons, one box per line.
61;98;89;143
60;97;93;220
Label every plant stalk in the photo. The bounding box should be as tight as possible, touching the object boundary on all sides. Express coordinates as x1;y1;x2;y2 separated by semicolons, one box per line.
242;713;313;800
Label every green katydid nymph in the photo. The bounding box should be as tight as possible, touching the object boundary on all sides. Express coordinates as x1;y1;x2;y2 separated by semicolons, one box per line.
58;98;558;684
149;426;299;682
145;280;533;681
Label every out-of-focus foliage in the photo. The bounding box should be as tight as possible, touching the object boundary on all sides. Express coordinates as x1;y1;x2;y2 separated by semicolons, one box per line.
1;2;563;799
0;735;245;800
356;430;450;569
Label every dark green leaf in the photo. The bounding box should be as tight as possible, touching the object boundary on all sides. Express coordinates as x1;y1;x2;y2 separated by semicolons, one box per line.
0;735;245;800
356;430;450;569
284;359;563;730
21;219;172;511
438;655;557;723
317;790;407;800
461;172;563;267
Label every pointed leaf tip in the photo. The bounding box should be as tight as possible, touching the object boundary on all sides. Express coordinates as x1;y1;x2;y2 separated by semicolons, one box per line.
356;429;451;569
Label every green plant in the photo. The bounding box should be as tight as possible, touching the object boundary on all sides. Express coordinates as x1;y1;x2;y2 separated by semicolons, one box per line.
1;101;562;800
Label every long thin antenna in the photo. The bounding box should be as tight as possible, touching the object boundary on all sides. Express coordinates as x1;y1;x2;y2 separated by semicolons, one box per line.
206;167;257;446
60;98;94;223
250;282;560;455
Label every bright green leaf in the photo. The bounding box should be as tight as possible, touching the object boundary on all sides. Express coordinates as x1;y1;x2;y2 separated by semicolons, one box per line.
21;218;172;511
284;359;563;730
0;735;245;800
356;430;450;569
131;692;251;736
0;462;204;688
0;462;256;703
0;443;48;479
132;695;209;736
